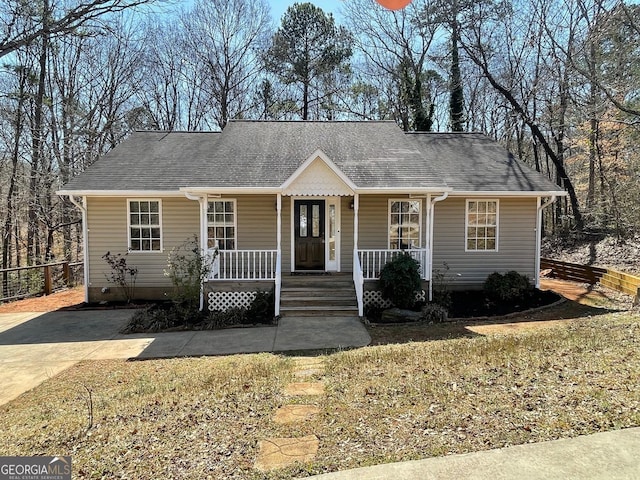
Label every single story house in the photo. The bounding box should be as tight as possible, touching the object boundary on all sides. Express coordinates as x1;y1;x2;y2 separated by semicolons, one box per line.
58;120;566;316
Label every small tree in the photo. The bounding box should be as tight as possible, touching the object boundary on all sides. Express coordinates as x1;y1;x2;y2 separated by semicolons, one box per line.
102;251;138;303
164;237;217;315
378;253;421;309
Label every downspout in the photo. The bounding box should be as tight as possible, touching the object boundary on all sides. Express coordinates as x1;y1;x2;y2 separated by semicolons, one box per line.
184;191;207;310
535;195;556;288
67;195;89;303
428;191;449;301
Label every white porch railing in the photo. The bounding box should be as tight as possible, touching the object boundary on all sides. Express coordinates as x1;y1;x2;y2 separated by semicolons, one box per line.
357;248;429;280
207;249;278;281
353;249;364;317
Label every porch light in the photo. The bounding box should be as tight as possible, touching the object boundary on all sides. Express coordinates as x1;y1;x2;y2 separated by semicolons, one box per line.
349;200;354;209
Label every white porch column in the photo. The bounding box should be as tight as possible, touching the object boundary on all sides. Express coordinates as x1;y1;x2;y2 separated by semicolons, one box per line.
276;193;282;251
353;193;359;250
275;193;282;316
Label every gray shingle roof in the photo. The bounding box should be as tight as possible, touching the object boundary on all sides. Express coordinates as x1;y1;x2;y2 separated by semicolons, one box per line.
59;121;563;194
406;132;562;193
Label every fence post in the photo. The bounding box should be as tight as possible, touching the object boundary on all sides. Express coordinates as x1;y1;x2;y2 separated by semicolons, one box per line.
62;262;71;286
43;265;52;295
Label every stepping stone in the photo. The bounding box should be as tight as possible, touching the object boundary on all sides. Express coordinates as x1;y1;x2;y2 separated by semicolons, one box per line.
254;435;319;471
284;382;325;396
273;405;320;424
294;367;325;378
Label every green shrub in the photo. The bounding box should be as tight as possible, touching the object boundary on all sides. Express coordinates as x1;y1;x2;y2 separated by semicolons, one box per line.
378;253;421;309
205;307;247;329
483;271;532;302
164;236;217;315
246;289;275;324
421;303;448;323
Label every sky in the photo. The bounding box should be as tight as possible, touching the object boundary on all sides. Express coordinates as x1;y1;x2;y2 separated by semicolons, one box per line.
268;0;346;23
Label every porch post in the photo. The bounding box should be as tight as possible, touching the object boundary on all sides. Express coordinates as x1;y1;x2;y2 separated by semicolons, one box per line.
275;193;282;316
276;193;282;251
353;194;359;250
425;194;431;281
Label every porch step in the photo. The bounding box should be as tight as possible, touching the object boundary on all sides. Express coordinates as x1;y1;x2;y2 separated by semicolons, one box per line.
279;274;359;317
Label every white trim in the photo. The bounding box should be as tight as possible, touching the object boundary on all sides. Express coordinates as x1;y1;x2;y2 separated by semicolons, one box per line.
127;199;163;253
447;190;566;197
326;199;341;272
58;188;565;198
281;149;357;193
58;190;188;197
207;198;238;251
67;195;89;303
535;195;556;288
464;199;499;253
388;199;423;249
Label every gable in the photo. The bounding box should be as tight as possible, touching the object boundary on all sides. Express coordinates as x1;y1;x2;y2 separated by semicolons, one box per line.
282;151;355;196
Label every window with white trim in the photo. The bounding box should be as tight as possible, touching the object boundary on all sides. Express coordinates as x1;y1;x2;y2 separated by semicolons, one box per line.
207;199;236;250
128;200;162;252
389;200;421;249
466;199;498;251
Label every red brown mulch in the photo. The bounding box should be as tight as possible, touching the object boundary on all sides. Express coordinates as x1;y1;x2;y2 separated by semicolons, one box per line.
0;287;85;313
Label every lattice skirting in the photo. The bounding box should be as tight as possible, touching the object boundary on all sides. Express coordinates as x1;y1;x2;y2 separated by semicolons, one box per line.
364;290;426;309
208;291;257;311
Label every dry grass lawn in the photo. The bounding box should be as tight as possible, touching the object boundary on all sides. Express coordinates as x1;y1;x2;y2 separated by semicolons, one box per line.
1;306;640;478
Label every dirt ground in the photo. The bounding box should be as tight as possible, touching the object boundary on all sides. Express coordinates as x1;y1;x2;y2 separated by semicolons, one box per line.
0;287;85;313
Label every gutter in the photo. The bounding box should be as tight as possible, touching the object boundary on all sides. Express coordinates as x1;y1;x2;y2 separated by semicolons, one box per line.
535;195;556;288
428;191;449;301
66;195;89;303
184;191;208;310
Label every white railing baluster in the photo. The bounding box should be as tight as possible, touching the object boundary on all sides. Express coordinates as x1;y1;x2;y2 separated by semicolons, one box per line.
355;249;428;280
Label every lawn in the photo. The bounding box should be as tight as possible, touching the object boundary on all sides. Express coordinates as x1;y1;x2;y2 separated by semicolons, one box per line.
2;307;640;479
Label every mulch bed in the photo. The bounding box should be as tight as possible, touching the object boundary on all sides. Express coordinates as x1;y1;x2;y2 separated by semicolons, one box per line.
447;289;560;318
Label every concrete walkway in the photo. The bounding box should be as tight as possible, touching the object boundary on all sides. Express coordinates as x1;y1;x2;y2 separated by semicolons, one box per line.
0;310;370;406
308;427;640;480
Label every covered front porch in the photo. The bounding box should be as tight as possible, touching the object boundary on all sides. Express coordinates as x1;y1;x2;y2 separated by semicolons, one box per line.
186;191;443;316
185;148;448;316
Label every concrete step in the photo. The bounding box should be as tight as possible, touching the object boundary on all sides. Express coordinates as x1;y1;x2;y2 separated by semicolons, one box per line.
281;299;357;308
280;306;359;317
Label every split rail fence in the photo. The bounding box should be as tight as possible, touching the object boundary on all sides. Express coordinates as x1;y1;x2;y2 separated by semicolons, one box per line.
0;261;84;303
541;258;640;300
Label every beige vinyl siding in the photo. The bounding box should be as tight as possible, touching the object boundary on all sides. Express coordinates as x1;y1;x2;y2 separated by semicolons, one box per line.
341;196;354;272
87;196;200;291
281;197;292;273
235;195;277;250
432;197;537;288
357;195;426;249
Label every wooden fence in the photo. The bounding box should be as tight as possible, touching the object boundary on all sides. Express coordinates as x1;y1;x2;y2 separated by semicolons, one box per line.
0;261;83;303
541;258;640;299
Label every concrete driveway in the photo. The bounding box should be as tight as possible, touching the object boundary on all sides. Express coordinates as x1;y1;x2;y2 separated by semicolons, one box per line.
0;310;370;406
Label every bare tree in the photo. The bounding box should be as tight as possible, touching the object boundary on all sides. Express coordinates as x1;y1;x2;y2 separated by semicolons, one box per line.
181;0;272;129
0;0;156;58
343;0;440;130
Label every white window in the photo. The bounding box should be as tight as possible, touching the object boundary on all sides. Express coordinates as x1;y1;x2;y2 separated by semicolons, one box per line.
389;200;421;249
207;199;236;250
466;199;498;251
128;200;162;252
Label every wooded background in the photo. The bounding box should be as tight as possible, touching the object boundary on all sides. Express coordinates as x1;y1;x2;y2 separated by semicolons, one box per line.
1;0;638;270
